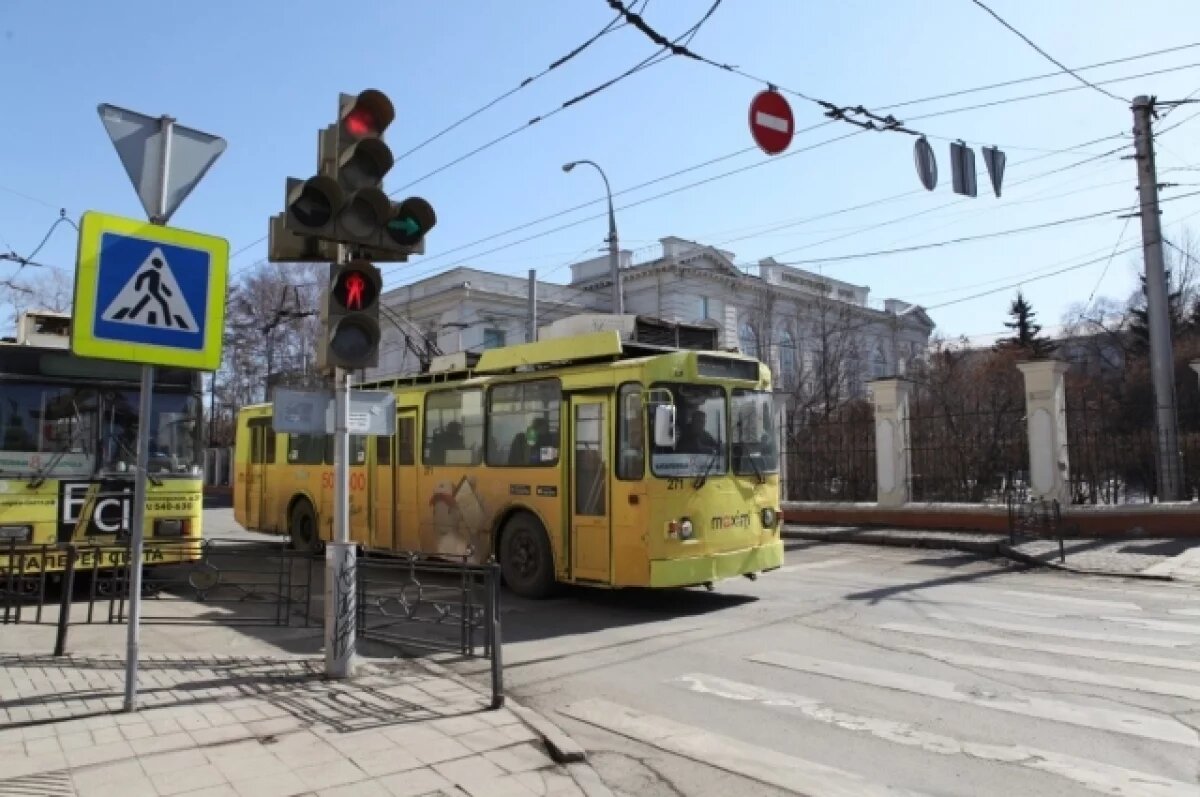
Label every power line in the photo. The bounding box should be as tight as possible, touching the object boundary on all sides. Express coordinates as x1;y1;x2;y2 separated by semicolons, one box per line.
1087;216;1131;304
391;6;631;166
872;41;1200;111
967;0;1128;104
390;0;723;195
775;206;1131;268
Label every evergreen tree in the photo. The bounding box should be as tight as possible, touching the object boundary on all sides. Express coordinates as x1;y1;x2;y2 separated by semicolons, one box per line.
997;291;1056;358
1128;269;1188;352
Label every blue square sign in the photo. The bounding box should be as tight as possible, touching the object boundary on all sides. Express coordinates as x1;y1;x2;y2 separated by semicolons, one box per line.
72;211;228;370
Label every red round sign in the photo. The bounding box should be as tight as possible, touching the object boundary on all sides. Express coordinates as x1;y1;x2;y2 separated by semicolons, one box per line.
748;89;794;156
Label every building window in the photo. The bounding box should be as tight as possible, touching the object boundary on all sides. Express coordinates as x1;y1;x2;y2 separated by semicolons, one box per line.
871;346;888;379
778;329;798;390
482;328;506;350
739;321;758;359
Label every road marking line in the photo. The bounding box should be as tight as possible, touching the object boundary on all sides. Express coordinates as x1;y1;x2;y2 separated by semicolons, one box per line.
923;610;1194;648
748;651;1200;748
675;673;1200;797
1102;616;1200;635
1169;608;1200;617
1001;589;1142;612
559;698;928;797
880;622;1200;673
898;646;1200;701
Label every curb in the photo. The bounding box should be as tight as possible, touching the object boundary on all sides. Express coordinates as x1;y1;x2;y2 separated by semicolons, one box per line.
412;656;589;764
784;527;1178;582
996;543;1175;582
783;527;1004;557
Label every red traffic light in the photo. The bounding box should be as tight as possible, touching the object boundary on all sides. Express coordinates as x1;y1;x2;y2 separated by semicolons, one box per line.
331;261;380;312
339;90;395;140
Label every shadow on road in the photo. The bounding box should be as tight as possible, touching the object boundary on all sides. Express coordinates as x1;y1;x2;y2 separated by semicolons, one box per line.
842;556;1028;605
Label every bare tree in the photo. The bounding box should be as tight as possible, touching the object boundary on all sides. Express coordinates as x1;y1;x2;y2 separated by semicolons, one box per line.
2;266;73;328
210;261;325;443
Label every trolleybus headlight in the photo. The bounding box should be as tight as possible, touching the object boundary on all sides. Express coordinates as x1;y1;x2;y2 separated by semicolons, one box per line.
0;525;32;542
679;519;694;540
761;508;778;528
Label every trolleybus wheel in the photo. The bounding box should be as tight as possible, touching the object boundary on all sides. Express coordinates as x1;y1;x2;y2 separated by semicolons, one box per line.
500;513;555;599
289;499;320;555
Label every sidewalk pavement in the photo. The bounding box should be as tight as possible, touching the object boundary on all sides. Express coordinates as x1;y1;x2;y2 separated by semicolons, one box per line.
783;524;1200;582
0;653;612;797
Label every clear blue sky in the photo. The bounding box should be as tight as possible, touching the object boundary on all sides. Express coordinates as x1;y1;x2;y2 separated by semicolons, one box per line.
3;0;1199;343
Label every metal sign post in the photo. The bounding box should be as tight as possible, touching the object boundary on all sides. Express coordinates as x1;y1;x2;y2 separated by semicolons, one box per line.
325;364;356;678
124;115;172;712
85;105;228;712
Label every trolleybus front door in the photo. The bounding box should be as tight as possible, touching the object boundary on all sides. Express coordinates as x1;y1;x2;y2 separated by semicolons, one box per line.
569;397;612;582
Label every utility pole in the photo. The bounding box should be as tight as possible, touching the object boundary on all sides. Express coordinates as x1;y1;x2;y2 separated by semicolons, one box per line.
1132;94;1183;501
527;269;537;342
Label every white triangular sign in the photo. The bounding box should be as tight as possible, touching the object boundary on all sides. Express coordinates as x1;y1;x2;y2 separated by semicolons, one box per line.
101;247;200;331
98;103;226;223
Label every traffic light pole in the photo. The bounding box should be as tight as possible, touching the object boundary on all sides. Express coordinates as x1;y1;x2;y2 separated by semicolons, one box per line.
325;252;357;679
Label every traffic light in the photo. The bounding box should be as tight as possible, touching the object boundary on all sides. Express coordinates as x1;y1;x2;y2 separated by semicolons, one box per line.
274;89;437;260
318;260;382;370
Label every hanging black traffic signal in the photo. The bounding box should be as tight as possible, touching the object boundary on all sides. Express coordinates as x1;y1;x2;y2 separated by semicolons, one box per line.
319;260;382;370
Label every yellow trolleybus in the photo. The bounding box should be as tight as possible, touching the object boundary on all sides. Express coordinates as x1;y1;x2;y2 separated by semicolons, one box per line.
234;327;783;597
0;311;205;574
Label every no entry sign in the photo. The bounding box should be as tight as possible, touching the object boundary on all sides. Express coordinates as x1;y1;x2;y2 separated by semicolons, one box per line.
748;89;794;156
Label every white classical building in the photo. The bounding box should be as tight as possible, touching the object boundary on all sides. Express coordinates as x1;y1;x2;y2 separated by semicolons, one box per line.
371;236;935;404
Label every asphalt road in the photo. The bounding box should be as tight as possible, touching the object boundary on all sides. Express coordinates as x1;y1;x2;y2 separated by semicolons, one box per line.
194;511;1200;796
453;537;1200;797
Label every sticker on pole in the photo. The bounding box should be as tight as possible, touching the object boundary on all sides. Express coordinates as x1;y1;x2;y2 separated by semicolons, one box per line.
748;89;794;156
72;211;228;370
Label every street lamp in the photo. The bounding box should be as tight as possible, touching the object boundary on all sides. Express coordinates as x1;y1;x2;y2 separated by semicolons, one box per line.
562;160;622;315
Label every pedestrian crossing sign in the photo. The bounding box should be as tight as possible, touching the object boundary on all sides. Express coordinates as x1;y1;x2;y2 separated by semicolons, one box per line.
72;211;229;370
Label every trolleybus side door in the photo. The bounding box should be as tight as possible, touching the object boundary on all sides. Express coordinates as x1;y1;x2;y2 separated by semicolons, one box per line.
569;396;612;582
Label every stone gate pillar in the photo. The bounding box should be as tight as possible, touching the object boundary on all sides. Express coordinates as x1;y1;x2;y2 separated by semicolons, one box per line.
868;378;913;506
1017;360;1071;504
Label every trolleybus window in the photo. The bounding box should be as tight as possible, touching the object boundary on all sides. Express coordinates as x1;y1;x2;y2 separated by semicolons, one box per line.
0;383;97;475
732;389;779;476
424;388;484;466
100;390;200;475
648;383;726;478
617;383;645;480
486;380;560;467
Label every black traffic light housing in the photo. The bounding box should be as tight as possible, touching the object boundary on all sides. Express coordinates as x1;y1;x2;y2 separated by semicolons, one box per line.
269;89;438;263
318;260;383;370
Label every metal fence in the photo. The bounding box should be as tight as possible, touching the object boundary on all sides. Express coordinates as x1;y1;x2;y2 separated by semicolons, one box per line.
357;550;503;708
1065;386;1200;504
907;397;1028;504
3;539;504;706
784;403;876;501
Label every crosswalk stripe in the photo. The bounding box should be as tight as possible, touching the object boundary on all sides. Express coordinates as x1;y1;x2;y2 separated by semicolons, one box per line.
880;622;1200;673
777;557;857;573
675;673;1200;797
1000;589;1142;612
559;697;929;797
1102;616;1200;635
923;610;1193;647
898;646;1200;701
749;651;1200;748
1169;608;1200;617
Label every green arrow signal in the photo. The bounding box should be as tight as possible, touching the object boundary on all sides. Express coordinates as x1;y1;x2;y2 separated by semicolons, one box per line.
388;217;420;237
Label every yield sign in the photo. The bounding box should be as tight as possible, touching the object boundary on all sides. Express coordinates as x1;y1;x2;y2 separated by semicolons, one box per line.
748;89;794;156
97;103;227;224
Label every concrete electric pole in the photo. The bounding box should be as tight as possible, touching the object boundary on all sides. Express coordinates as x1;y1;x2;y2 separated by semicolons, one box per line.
1131;94;1183;501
